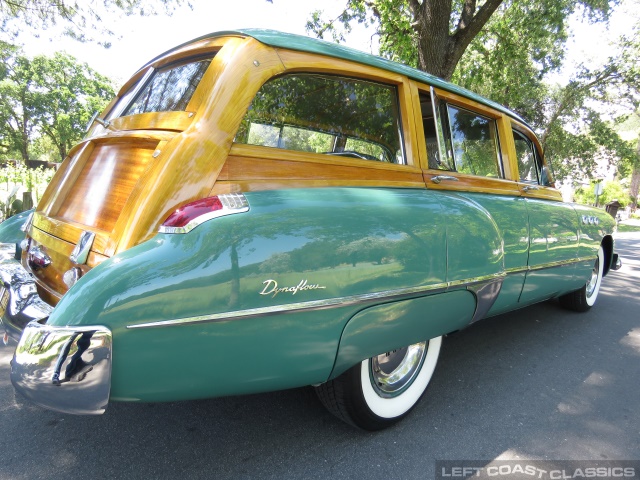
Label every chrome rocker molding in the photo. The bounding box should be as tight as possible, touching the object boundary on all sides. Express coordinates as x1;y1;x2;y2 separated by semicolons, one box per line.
11;321;112;415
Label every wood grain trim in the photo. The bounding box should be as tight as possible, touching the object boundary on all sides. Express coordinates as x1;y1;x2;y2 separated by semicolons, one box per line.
149;38;230;71
111;39;287;254
110;111;195;132
221;154;424;186
211;179;426;195
408;81;430;171
228;144;422;174
32;212;110;257
496;116;517;181
431;87;505;120
42;141;96;217
277;49;407;84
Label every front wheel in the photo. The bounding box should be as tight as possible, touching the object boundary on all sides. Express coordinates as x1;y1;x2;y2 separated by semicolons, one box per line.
559;245;604;312
315;337;442;430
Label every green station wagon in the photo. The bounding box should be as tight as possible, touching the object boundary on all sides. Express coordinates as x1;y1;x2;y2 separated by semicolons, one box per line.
0;29;622;430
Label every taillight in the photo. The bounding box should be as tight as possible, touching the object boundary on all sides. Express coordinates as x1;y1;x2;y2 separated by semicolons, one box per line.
159;193;250;234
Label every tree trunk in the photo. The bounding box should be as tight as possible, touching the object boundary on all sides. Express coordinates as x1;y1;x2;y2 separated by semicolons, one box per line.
19;109;29;164
413;0;505;80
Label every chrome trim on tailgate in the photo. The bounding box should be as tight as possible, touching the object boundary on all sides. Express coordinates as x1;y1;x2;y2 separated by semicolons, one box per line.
11;322;112;415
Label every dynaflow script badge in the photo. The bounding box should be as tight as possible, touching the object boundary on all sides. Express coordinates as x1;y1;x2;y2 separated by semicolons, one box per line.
259;279;327;298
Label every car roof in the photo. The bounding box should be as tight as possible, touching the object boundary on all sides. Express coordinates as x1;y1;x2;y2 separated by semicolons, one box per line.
147;28;528;125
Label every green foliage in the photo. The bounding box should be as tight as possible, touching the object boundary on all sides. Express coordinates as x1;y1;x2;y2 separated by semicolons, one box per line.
573;179;631;206
308;0;638;193
617;223;640;232
0;163;55;220
0;42;115;163
307;0;616;81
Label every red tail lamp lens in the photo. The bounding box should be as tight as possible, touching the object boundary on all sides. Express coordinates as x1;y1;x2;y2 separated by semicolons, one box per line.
162;197;223;229
160;194;249;234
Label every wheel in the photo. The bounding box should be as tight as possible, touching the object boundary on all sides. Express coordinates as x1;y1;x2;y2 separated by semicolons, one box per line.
315;337;442;430
559;245;604;312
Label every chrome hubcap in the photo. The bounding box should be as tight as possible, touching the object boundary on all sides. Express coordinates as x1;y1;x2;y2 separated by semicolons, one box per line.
586;257;600;298
370;341;428;397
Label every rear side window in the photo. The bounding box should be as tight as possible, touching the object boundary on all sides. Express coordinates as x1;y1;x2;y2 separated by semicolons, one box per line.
235;74;404;164
114;57;212;117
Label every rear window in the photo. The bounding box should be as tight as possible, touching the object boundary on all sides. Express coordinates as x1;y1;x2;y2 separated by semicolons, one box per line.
235;74;404;164
109;57;213;118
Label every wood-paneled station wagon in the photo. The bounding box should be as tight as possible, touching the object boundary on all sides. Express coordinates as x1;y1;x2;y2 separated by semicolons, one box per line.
0;29;622;430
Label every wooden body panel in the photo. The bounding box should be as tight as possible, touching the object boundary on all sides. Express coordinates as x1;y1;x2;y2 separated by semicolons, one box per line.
56;140;159;233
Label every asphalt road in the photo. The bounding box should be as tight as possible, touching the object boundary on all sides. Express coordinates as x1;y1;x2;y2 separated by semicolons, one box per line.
0;233;638;480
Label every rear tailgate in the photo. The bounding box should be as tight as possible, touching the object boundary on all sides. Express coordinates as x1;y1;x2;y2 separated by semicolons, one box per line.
25;135;167;303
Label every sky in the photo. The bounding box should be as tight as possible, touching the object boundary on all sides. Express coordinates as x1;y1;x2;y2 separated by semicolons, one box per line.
9;0;638;90
16;0;380;85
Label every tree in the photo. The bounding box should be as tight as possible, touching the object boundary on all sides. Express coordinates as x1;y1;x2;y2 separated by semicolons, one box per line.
1;0;192;46
307;0;615;81
0;43;114;162
310;0;640;194
0;41;33;162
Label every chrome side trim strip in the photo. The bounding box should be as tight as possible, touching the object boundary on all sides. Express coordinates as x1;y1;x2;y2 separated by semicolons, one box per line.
504;255;596;276
127;273;506;330
127;255;599;330
527;256;595;272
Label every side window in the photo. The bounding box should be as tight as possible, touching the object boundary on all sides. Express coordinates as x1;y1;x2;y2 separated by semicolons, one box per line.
236;74;404;164
420;91;502;178
513;129;539;183
445;105;502;177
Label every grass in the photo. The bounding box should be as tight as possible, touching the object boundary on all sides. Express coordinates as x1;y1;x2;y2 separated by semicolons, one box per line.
617;223;640;233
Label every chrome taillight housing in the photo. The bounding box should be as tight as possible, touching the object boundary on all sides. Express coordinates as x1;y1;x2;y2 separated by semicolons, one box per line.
159;193;250;234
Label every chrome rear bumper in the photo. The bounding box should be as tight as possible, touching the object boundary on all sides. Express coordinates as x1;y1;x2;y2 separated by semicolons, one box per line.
1;242;112;415
11;322;112;415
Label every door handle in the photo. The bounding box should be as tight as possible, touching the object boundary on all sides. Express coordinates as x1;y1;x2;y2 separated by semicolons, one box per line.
431;175;459;184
